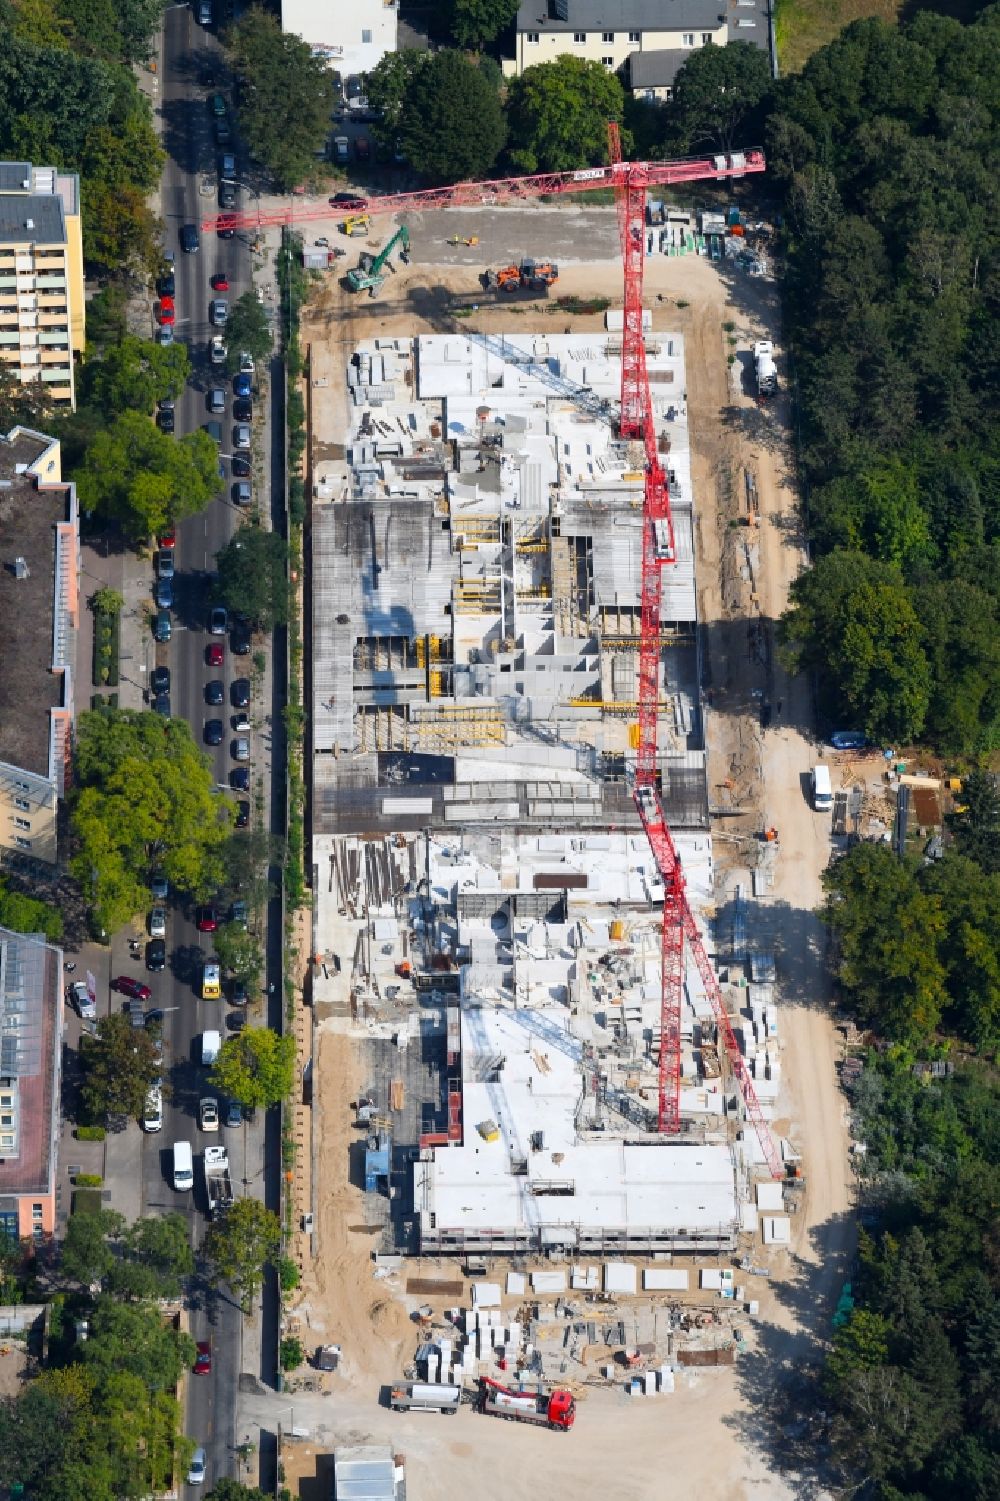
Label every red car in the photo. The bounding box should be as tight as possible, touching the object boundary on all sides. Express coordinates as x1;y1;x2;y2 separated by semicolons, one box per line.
158;526;176;549
206;643;224;667
195;906;218;933
156;297;175;325
112;976;152;1002
193;1341;212;1375
211;273;229;291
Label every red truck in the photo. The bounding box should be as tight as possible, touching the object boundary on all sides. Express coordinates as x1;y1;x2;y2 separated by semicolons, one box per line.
477;1377;575;1431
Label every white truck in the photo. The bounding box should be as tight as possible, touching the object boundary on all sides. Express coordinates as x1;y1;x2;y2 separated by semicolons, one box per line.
754;341;777;397
203;1144;233;1218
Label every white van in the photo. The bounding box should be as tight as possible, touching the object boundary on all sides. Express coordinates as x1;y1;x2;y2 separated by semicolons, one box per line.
811;764;833;812
172;1139;194;1192
201;1029;221;1065
142;1085;163;1133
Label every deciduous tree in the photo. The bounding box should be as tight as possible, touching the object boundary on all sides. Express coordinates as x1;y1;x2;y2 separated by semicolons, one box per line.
224;290;272;371
667;40;772;152
446;0;518;49
506;54;625;174
74;412;220;541
203;1199;281;1312
211;1027;295;1110
82;335;190;416
397;50;506;181
80;1013;162;1123
226;8;336;190
215;527;289;631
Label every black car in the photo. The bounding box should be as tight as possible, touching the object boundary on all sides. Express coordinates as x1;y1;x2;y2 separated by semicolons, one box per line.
151;666;170;694
231;455;251;478
157;271;175;298
204;719;224;746
233;397;252;422
217;214;236;239
331;192;366;210
226;1011;246;1032
230;979;248;1005
231;677;251;708
156;406;175;433
218;183;237;210
180;223;200;253
230;766;250;791
153;692;171;717
205;679;225;706
146;938;166;972
235;800;250;828
231;619;252;655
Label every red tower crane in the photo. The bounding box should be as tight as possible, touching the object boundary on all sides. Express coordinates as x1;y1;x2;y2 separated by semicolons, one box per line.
209;144;783;1178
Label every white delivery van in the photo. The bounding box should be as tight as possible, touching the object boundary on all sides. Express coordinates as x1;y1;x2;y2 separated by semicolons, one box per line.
172;1139;194;1191
811;764;833;812
201;1029;221;1065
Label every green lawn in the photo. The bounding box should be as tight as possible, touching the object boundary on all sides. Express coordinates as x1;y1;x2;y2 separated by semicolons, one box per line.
775;0;904;73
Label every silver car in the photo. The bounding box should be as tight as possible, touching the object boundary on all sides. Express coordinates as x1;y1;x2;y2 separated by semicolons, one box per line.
209;298;228;326
209;387;226;413
233;423;251;449
187;1446;206;1485
232;736;250;761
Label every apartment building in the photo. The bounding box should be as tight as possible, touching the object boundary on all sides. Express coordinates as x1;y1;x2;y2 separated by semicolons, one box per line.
507;0;727;78
281;0;398;77
0;162;84;411
0;426;78;866
0;924;63;1240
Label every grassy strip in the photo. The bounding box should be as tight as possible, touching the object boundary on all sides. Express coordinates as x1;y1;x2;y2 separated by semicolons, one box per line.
774;0;902;73
92;606;120;688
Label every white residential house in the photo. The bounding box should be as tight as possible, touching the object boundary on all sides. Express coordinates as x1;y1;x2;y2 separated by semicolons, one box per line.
281;0;398;78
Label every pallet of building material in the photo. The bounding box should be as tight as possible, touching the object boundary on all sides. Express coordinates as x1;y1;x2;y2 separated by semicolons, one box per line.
676;1346;735;1367
389;1079;405;1111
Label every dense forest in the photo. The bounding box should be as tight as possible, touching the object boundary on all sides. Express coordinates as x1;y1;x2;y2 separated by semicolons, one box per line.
767;7;1000;752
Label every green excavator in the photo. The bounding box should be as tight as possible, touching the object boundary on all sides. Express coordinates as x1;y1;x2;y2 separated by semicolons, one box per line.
346;225;411;297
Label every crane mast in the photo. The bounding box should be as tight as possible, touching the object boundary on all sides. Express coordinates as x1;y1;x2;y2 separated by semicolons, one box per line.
235;134;782;1178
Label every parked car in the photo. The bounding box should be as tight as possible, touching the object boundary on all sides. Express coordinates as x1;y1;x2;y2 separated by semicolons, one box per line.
230;767;250;791
214;116;231;145
204;719;224;747
233;397;252;422
156;405;175;433
239;351;254;373
149;906;167;937
156;296;175;325
217;214;236;239
224;1100;243;1128
180;223;200;253
206;641;224;667
67;980;96;1020
210;606;228;635
233;423;251;449
233;371;252;398
232;737;250;762
209;299;228;326
232;481;251;507
226;1011;246;1032
231;678;251;708
210;334;227;365
199;1097;219;1132
205;680;225;706
218;152;236;181
153;610;171;642
125;999;146;1028
829;730;868;751
231;619;252;654
231;454;251;478
211;272;230;291
232;713;250;734
230;899;248;927
157;548;174;580
204;419;223;444
158;522;176;547
154;577;173;609
146;938;166;971
157;268;175;299
151;667;170;695
142;1085;163;1133
152;691;171;717
330;191;365;209
156;324;174;346
151;874;169;901
112;976;152;1002
193;1341;212;1374
187;1447;206;1486
235;800;250;828
332;137;350;164
218;183;237;210
209;92;226;118
209;387;226;413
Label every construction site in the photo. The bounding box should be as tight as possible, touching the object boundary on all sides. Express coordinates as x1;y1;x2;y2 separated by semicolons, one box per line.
233;147;857;1500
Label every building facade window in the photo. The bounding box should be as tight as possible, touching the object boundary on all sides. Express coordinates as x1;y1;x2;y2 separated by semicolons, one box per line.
361;27;372;43
573;31;585;42
628;30;640;42
682;33;694;45
702;31;712;42
13;837;30;849
13;798;29;811
602;31;613;41
14;818;30;830
527;30;539;41
602;56;614;66
32;1203;43;1219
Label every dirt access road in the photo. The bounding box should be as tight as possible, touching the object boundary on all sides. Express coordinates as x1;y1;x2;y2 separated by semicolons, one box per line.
279;232;851;1499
